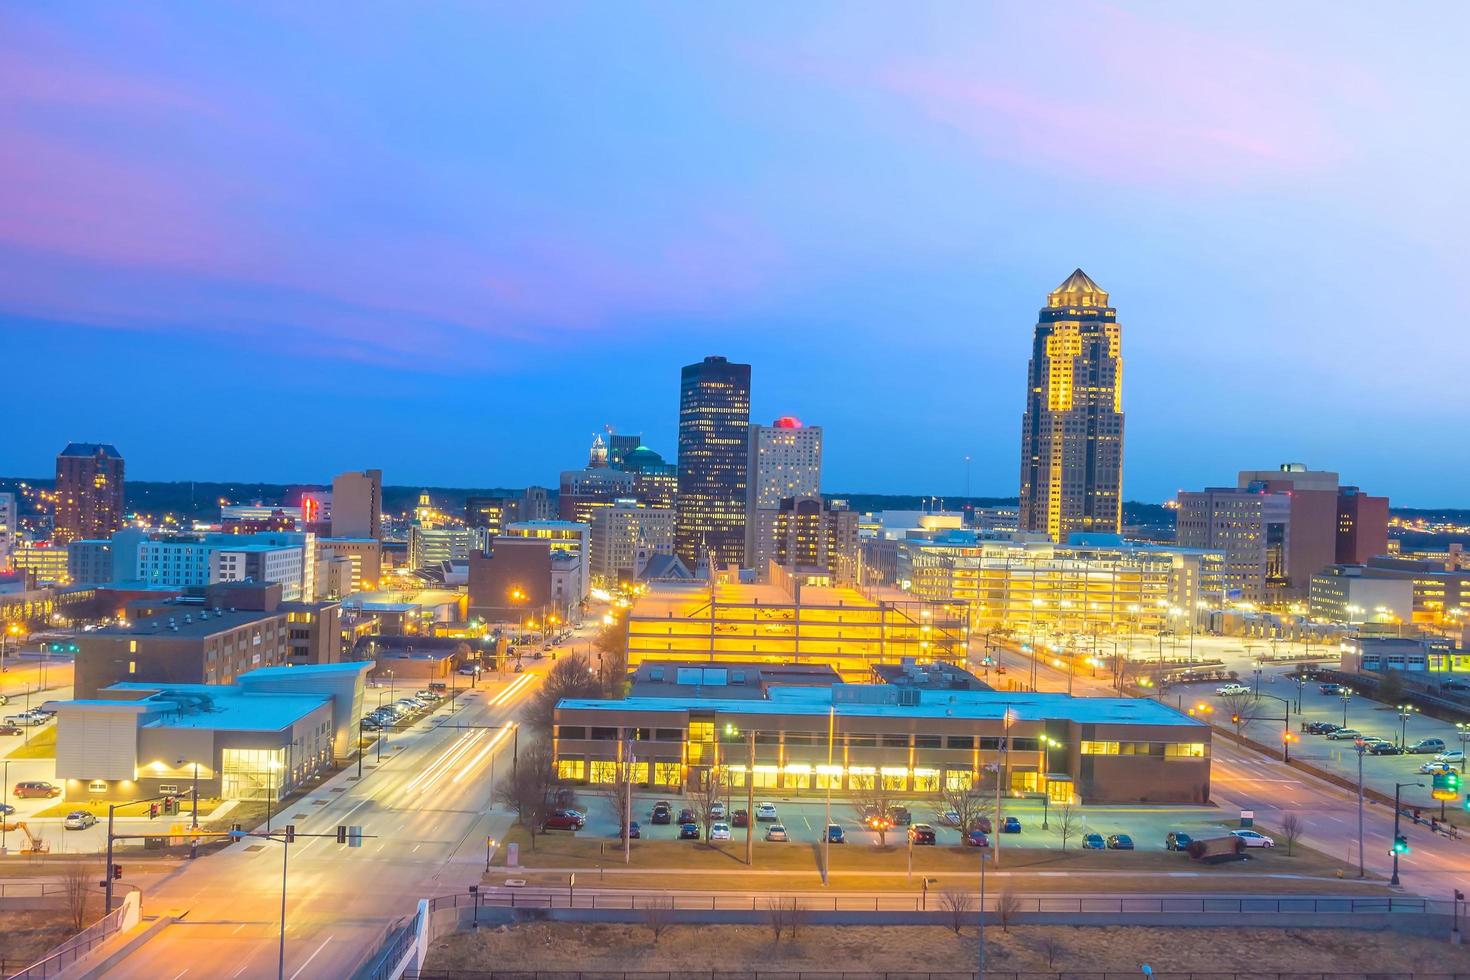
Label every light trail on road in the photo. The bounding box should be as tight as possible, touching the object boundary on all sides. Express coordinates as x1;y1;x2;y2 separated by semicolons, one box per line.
403;729;488;798
453;722;517;784
488;673;534;706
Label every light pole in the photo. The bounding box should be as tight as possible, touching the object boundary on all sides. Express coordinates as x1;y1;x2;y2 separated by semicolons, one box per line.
177;757;201;830
2;759;8;852
977;845;988;980
1397;704;1418;750
1294;673;1305;713
1252;662;1263;697
1392;781;1424;887
1456;723;1470;775
1040;736;1060;829
823;705;834;885
1356;741;1367;878
1254;694;1291;763
1340;687;1353;728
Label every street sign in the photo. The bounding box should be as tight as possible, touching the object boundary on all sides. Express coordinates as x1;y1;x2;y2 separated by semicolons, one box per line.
1433;771;1461;801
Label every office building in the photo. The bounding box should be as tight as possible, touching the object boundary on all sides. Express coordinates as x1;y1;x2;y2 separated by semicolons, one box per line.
330;469;382;540
503;520;589;601
1337;486;1391;564
0;491;15;571
48;661;372;802
675;356;751;571
299;490;331;528
553;684;1210;804
589;501;675;586
1174;487;1291;603
467;537;554;622
108;529;314;601
407;525;487;569
12;541;69;585
315;537;382;594
1308;565;1414;625
771;497;860;586
54;442;125;544
1018;270;1124;541
558;452;635;526
520;486;554;522
746;418;823;576
465;495;517;535
618;444;679;509
67;539;114;586
623;578;967;680
607;433;643;469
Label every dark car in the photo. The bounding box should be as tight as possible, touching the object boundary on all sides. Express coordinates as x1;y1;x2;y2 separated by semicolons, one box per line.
1082;833;1106;850
1368;741;1403;755
965;829;990;848
623;821;641;839
1165;831;1193;851
1319;682;1342;695
0;803;13;816
0;724;22;737
891;806;913;826
651;803;672;825
731;809;749;828
908;823;937;845
1106;834;1135;850
678;808;696;825
1002;816;1022;833
1304;721;1340;735
678;823;700;840
825;824;845;843
542;809;584;831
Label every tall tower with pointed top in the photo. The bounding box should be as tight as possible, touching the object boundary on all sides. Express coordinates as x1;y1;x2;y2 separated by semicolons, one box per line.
1018;269;1124;541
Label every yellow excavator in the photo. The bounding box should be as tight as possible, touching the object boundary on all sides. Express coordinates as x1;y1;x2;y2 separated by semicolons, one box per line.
1;821;51;853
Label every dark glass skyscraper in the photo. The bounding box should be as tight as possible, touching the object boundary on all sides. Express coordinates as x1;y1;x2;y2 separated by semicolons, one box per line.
1018;270;1124;541
54;442;125;544
675;356;751;570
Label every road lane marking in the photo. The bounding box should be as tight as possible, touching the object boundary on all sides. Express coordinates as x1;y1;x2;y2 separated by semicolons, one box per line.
288;936;333;980
168;970;188;980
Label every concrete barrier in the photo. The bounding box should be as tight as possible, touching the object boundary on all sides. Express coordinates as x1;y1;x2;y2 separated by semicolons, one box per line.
63;901;180;980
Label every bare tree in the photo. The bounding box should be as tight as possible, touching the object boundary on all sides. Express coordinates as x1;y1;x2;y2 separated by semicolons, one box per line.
1219;693;1263;737
1053;802;1078;851
598;747;637;846
995;888;1022;933
1281;812;1304;856
526;655;605;737
693;767;727;841
938;888;974;934
1376;669;1405;707
1037;936;1065;968
492;739;559;849
849;773;900;847
594;624;629;697
61;859;94;932
764;897;788;944
786;898;808;940
939;780;994;836
639;897;672;943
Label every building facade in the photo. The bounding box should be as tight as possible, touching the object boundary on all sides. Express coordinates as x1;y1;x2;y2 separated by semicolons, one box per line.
746;418;822;575
330;469;382;540
1018;271;1124;541
589;501;675;586
1174;487;1291;603
771;497;859;585
54;442;125;544
675;356;752;571
67;539;114;586
0;491;15;571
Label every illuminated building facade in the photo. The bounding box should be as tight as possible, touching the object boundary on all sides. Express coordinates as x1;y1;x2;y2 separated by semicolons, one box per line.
589;500;674;586
330;469;382;540
0;491;15;571
617;444;678;509
1018;271;1123;541
771;496;859;586
746;418;822;575
675;356;751;570
54;442;125;545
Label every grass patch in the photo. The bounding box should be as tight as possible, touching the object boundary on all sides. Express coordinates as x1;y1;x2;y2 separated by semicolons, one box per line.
5;727;55;759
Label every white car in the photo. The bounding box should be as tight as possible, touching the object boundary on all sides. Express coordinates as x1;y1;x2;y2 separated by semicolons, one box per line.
755;802;778;822
764;824;788;842
710;822;731;841
1420;761;1454;775
710;802;726;820
1215;683;1252;696
63;811;98;830
1231;829;1275;848
1435;750;1465;765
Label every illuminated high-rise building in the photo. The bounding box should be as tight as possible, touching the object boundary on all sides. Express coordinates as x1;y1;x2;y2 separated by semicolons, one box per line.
745;417;822;575
1018;270;1124;541
674;356;751;570
54;443;125;544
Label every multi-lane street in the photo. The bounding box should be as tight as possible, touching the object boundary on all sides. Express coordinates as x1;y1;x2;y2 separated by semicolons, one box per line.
107;666;540;978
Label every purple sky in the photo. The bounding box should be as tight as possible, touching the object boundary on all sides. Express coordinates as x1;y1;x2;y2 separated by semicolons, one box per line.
2;3;1466;504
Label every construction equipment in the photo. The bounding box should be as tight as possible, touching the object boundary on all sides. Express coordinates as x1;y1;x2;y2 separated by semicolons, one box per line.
2;821;52;853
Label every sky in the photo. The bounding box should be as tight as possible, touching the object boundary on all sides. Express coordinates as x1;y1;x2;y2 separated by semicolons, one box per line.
2;3;1467;505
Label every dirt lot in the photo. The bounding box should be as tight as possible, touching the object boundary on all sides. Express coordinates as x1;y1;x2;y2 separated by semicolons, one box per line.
427;921;1470;975
0;910;75;968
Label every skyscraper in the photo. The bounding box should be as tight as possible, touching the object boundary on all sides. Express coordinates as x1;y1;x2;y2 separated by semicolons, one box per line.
330;469;382;540
1018;270;1124;541
745;417;822;575
54;443;125;544
674;355;751;570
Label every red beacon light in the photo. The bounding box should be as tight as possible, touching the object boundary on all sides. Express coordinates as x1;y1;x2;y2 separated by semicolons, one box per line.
773;416;803;429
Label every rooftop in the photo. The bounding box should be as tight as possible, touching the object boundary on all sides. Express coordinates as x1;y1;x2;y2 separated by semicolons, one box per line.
95;607;280;637
59;442;123;459
52;682;328;732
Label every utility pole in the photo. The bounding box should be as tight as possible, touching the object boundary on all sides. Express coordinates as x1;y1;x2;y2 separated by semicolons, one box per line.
624;738;634;865
745;729;756;866
823;705;834;885
1356;742;1366;878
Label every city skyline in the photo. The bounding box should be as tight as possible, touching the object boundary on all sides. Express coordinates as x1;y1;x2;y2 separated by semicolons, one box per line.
2;5;1466;504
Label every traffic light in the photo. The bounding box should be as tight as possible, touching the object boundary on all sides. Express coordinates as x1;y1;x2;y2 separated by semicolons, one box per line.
111;864;123;880
336;825;347;845
1393;835;1410;855
149;803;159;819
284;824;296;844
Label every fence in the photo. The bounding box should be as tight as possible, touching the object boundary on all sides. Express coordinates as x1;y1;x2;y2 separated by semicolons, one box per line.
406;972;1470;980
4;892;135;980
0;883;65;899
426;890;1454;916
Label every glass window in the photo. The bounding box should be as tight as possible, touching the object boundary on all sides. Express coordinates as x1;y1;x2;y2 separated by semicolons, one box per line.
654;728;683;742
946;735;975;749
557;759;586;781
881;767;908;790
880;734;910;748
847;734;876;748
945;769;973;791
590;727;618;740
913;768;940;792
1080;740;1120;755
1164;742;1207;759
914;735;941;749
655;761;682;787
557;726;587;740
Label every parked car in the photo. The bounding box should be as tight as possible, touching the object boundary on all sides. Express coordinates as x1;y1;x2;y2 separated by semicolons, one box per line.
1106;834;1135;850
0;724;22;737
939;809;962;827
891;806;912;826
3;714;42;727
678;808;696;825
1326;729;1362;740
1409;738;1447;755
710;822;731;841
13;781;59;799
731;809;749;828
964;829;990;848
0;803;12;816
1231;829;1275;848
825;824;845;844
359;717;381;731
1368;742;1403;755
678;823;700;840
1319;683;1342;694
764;824;788;842
755;802;778;821
457;665;479;676
1001;816;1022;833
710;802;726;820
651;802;672;824
623;821;641;839
1304;721;1340;734
908;823;937;845
1165;831;1193;851
1435;750;1466;765
414;690;441;702
1216;683;1251;696
1420;760;1455;775
1082;833;1106;850
63;811;98;830
542;809;585;831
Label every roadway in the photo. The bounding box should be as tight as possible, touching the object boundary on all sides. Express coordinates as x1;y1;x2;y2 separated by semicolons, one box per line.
109;665;540;979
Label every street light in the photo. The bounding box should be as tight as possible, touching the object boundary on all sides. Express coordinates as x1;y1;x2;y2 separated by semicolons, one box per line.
1254;693;1292;763
1456;723;1470;775
1340;687;1354;728
1391;781;1424;887
1039;736;1061;829
1396;704;1418;749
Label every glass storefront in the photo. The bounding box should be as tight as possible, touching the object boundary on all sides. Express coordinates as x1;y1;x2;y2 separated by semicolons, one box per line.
221;747;286;801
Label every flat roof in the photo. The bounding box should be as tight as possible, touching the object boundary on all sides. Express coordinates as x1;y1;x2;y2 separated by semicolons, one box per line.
105;682;330;731
95;608;279;637
559;687;1204;728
